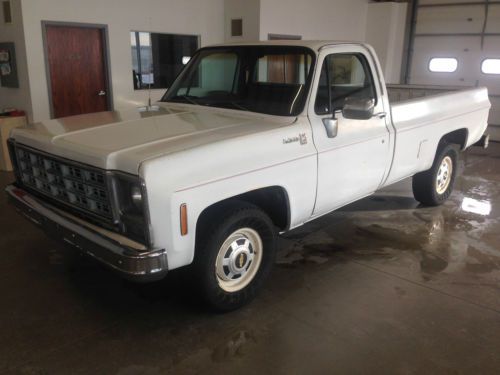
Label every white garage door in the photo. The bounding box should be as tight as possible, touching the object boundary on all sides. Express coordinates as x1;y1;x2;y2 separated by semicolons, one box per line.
407;0;500;139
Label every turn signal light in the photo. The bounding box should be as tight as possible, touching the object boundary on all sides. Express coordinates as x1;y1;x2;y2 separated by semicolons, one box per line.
180;203;188;236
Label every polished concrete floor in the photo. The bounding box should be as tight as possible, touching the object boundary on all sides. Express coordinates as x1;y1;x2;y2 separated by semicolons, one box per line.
1;144;500;374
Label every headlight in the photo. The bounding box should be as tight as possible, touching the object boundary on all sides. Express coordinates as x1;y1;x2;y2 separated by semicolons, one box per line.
130;185;143;211
110;172;149;245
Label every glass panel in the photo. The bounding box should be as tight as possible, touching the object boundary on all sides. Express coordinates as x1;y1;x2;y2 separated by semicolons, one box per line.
481;59;500;75
429;58;458;73
162;46;315;116
315;62;329;114
179;52;238;97
131;31;198;90
315;53;376;114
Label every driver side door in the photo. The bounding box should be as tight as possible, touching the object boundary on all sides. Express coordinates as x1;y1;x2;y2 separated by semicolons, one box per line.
309;46;391;217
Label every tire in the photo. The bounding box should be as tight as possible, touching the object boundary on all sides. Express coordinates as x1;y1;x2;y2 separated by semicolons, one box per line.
193;201;277;312
412;143;458;206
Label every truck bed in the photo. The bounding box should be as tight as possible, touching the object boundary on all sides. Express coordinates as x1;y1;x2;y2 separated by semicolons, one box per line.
383;86;491;186
387;84;467;104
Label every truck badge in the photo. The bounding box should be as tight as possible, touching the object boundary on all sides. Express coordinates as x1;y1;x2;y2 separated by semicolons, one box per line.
283;133;308;145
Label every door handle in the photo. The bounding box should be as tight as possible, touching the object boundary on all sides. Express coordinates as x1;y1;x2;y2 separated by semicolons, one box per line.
98;90;106;96
373;112;386;119
322;118;338;138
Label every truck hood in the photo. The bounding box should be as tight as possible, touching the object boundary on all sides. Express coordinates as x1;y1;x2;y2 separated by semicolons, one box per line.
10;104;295;174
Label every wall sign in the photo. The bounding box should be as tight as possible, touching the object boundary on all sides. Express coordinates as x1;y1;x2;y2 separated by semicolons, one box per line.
0;42;19;88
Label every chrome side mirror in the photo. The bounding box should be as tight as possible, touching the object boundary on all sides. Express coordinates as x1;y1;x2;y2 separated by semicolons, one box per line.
342;98;375;120
322;117;338;138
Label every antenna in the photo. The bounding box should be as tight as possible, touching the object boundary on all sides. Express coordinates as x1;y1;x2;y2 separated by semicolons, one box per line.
147;17;152;108
147;72;152;108
137;17;159;113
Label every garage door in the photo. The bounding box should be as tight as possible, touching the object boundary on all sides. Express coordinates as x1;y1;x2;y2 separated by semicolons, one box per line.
407;0;500;139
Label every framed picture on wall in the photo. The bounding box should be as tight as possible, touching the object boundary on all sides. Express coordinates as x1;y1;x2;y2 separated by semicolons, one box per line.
0;42;18;87
0;49;9;62
0;63;11;75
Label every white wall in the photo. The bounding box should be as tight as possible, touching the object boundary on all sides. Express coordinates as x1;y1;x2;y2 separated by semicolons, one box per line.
365;2;408;84
19;0;225;122
0;0;33;120
224;0;260;42
259;0;369;41
11;0;407;123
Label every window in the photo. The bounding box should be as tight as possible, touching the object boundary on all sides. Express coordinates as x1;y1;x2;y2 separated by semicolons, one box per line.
315;53;376;115
481;59;500;75
162;46;315;116
429;58;458;73
131;31;198;90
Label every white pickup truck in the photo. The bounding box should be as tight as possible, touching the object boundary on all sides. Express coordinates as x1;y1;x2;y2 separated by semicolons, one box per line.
6;41;490;310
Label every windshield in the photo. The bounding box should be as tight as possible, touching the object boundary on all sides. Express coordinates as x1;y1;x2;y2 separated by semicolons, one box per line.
161;46;315;116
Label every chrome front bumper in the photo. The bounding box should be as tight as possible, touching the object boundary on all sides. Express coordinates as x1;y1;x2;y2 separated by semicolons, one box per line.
6;185;168;281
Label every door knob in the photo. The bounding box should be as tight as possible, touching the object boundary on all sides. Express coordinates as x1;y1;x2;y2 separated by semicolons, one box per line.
98;90;106;96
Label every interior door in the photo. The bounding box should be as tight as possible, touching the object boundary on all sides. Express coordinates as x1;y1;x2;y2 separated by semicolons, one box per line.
267;54;300;83
309;47;391;217
45;24;109;118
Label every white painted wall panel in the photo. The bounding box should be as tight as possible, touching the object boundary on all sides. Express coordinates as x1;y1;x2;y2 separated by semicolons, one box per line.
20;0;225;123
416;6;485;34
259;0;369;41
486;4;500;33
479;37;500;96
365;2;407;84
410;36;480;86
410;3;500;130
224;0;260;42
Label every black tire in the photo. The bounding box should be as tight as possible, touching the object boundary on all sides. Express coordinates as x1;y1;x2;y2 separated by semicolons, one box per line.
193;201;277;312
412;143;458;206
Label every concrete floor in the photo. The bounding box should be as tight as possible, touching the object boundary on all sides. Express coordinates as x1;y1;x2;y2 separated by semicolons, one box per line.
1;144;500;375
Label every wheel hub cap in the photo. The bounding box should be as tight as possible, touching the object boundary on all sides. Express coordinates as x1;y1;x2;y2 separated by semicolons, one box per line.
436;156;453;195
216;228;263;293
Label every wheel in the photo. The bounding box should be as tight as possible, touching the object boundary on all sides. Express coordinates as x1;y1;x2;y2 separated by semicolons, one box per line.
193;202;277;312
412;143;458;206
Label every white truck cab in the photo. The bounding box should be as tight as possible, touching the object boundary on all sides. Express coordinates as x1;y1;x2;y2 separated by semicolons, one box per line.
6;41;491;310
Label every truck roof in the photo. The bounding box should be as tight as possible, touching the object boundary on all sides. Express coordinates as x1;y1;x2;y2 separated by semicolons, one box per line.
210;40;367;51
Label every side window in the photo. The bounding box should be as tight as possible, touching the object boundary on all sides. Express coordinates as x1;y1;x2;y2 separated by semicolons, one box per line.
315;53;376;115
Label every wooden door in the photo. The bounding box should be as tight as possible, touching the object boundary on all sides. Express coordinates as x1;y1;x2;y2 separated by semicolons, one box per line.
45;25;109;118
267;55;299;83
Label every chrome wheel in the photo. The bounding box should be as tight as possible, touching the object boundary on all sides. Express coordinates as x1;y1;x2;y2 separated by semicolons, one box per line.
436;156;453;195
215;228;263;293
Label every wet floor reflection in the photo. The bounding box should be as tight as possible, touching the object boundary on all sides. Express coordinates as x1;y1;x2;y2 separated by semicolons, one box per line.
279;147;500;287
461;197;492;216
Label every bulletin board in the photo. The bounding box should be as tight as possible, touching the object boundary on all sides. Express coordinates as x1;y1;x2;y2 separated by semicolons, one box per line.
0;42;19;88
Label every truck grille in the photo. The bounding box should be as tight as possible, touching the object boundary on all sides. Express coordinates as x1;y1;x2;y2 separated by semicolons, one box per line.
14;145;113;220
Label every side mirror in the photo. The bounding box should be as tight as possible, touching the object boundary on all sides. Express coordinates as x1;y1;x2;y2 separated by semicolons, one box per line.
342;98;375;120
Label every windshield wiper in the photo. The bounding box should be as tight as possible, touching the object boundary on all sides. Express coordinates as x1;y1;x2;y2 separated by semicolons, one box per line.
206;101;250;112
229;102;250;112
169;95;200;105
